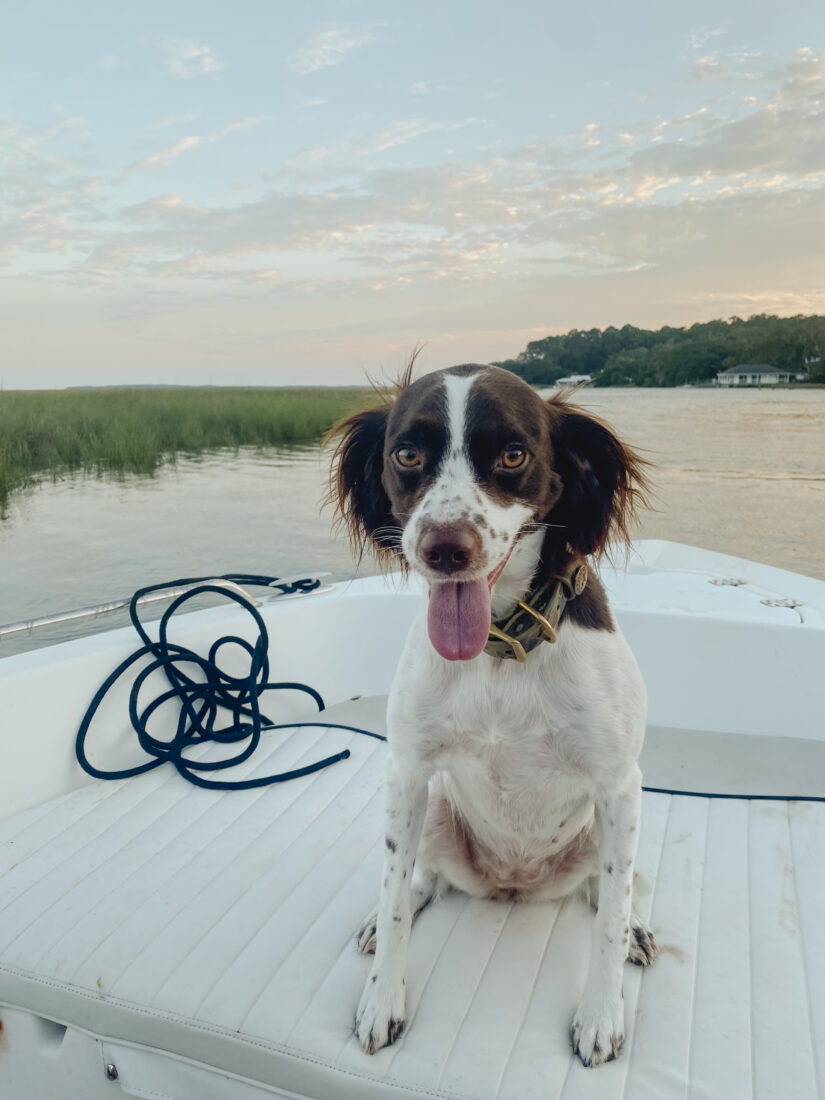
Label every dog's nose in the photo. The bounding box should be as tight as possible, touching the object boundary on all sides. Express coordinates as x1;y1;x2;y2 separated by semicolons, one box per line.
419;524;482;575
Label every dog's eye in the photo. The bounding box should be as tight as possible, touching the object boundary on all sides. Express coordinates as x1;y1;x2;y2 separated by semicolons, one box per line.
395;445;421;469
498;445;527;470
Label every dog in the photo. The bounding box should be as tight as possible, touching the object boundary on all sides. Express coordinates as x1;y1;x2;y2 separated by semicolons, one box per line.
328;362;657;1067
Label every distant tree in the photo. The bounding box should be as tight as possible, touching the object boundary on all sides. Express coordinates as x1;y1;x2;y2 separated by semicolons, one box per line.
593;348;652;387
494;313;825;387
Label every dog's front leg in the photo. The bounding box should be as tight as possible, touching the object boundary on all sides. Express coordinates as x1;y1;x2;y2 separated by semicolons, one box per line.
571;767;642;1067
356;752;429;1054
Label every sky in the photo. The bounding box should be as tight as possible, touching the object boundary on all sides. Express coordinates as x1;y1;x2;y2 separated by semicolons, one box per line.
1;0;824;388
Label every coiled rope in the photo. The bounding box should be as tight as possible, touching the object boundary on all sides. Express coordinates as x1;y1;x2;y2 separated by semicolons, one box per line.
75;574;385;791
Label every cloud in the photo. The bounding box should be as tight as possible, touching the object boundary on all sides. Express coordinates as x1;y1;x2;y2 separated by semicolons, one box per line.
359;118;472;154
0;115;103;266
625;101;825;183
129;135;204;172
8;36;825;389
285;117;479;168
689;46;764;83
122;118;264;176
765;46;825;105
691;54;725;81
155;113;198;129
120;194;205;221
687;28;724;52
163;40;222;78
285;27;375;74
6;42;825;340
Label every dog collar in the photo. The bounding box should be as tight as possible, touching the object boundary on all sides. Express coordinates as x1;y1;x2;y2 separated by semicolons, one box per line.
484;558;588;663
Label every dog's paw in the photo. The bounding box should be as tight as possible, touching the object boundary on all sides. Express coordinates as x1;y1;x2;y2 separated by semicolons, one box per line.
570;1000;625;1067
355;907;378;955
356;970;406;1054
627;921;658;967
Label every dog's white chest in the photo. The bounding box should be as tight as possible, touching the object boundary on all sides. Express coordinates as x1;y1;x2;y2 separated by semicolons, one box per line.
413;662;592;834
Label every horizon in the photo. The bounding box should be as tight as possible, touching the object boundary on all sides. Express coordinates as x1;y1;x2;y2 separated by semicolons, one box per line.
2;2;823;388
3;308;822;390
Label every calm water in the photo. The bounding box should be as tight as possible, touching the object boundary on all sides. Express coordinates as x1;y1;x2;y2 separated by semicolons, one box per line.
1;388;823;656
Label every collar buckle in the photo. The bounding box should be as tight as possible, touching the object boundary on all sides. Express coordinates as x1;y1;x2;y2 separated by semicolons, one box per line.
484;556;588;662
516;600;558;644
486;624;527;662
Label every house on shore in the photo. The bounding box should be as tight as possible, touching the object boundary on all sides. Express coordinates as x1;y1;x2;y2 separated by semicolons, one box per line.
716;364;808;387
555;374;592;386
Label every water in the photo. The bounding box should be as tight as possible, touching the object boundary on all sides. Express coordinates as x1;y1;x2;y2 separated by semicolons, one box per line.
1;388;823;656
572;386;825;579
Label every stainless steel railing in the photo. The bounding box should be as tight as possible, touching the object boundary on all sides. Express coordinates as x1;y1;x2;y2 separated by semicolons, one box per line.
0;573;333;640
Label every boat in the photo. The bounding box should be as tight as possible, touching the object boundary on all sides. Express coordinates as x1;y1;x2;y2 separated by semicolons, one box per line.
1;539;823;1099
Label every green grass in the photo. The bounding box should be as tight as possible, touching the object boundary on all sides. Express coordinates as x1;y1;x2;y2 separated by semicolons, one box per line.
0;387;377;512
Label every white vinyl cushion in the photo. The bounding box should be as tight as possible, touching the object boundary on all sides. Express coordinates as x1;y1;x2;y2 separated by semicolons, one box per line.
0;697;823;1100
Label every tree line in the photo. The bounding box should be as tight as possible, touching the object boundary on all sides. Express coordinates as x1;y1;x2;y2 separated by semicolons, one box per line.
494;314;825;387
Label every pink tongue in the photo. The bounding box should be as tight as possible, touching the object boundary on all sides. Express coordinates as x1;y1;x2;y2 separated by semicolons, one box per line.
427;579;492;661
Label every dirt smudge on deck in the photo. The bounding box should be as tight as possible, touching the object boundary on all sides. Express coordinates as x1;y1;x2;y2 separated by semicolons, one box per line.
657;943;689;964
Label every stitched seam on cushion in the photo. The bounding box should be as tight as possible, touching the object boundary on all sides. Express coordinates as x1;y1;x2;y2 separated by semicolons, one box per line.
0;793;61;848
95;733;374;999
122;1088;179;1100
615;791;673;1100
0;773;180;924
0;967;476;1100
106;1032;368;1100
436;899;514;1089
382;893;472;1074
685;796;712;1096
235;788;384;1031
24;778;231;971
102;731;363;994
281;834;383;1046
159;749;383;1015
493;894;565;1095
785;801;820;1097
0;781;143;913
65;726;339;986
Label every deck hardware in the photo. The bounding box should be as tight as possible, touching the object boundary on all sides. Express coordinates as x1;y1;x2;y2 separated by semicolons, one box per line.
105;1063;119;1080
761;598;803;608
710;578;747;586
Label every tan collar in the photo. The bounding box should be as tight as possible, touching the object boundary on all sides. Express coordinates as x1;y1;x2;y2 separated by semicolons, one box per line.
484;557;588;662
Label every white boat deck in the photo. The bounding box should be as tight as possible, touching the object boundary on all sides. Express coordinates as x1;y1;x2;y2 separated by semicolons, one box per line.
1;696;823;1100
1;542;824;1099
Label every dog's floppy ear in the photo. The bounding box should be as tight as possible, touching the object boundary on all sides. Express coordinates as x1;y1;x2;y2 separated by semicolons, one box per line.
326;402;395;564
546;395;651;558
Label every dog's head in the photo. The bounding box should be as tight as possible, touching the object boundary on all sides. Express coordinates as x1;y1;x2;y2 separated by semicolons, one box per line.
328;363;649;660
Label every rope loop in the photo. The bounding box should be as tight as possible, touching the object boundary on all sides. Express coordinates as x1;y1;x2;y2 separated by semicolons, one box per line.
75;574;384;791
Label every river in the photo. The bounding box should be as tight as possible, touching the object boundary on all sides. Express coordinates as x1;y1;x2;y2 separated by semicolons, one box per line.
1;387;823;656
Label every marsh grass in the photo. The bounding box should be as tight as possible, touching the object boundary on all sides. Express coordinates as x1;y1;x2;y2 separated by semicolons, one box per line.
0;387;377;512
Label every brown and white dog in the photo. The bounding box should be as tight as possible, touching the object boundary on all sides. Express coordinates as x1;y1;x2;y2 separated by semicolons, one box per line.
329;362;657;1067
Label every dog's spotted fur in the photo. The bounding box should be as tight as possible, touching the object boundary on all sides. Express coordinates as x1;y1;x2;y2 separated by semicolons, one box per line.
329;363;656;1066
